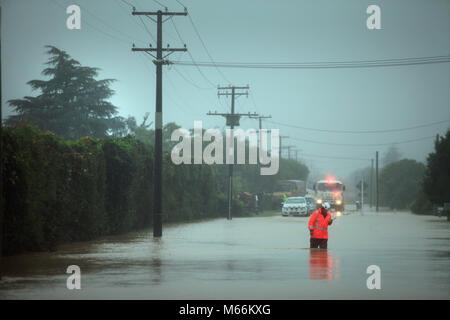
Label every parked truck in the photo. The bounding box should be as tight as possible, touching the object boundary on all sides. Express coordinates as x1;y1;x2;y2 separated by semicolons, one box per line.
272;180;307;206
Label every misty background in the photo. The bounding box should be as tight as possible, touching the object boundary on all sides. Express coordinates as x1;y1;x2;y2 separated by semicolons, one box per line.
1;0;449;182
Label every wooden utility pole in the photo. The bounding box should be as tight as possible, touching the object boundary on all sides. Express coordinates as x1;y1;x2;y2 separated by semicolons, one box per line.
376;151;379;212
279;135;289;159
0;5;3;280
370;158;374;208
294;149;302;163
283;145;295;160
207;85;257;220
361;174;364;211
132;7;187;238
249;114;271;161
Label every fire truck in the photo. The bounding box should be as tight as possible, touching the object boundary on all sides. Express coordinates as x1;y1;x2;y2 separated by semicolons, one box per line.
313;177;346;213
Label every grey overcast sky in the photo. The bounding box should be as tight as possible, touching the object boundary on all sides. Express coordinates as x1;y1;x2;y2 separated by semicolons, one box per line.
1;0;449;181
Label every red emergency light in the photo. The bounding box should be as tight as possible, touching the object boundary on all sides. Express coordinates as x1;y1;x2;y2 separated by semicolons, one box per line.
325;176;335;184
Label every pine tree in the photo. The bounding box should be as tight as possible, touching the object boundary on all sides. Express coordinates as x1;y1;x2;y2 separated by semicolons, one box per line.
6;46;126;140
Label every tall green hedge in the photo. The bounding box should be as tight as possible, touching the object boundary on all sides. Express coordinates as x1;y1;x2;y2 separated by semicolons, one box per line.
0;125;231;255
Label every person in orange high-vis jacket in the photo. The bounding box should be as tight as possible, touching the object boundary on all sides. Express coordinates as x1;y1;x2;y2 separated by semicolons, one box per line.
308;202;334;249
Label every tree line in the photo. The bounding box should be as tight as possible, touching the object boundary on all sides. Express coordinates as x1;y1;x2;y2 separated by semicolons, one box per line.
347;138;450;214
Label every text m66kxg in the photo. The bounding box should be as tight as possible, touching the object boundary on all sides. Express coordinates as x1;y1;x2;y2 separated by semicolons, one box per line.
223;305;271;315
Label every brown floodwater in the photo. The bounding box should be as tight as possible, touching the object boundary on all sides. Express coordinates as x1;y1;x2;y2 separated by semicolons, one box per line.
0;209;449;299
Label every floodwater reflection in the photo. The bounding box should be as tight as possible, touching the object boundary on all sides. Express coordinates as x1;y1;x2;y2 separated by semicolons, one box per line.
309;249;339;280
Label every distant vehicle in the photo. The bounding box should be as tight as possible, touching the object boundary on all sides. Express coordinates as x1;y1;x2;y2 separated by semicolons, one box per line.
304;195;316;215
443;203;450;221
273;180;307;204
313;177;346;212
282;197;308;217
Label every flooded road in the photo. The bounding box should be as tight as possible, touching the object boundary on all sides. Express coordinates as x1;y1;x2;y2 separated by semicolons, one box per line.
0;210;449;299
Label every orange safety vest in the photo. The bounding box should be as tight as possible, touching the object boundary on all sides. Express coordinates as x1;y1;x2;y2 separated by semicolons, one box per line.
308;208;332;239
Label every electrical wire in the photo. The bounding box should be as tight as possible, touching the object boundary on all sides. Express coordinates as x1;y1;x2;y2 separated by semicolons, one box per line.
139;53;190;116
114;0;161;44
140;53;215;117
300;153;371;161
47;0;443;153
288;135;435;147
266;119;450;134
138;15;157;42
119;0;135;8
172;66;212;90
47;0;134;45
75;0;149;46
174;0;186;8
151;0;166;9
170;18;217;88
187;13;231;84
172;55;450;69
249;92;260;114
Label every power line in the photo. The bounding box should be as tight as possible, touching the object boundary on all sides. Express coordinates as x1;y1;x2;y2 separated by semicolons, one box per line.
289;135;435;147
187;13;231;84
170;18;217;88
139;52;155;73
248;90;261;114
138;15;156;42
169;67;230;114
301;153;371;161
172;55;450;69
48;0;134;45
164;73;191;115
118;0;155;40
142;54;216;117
77;0;150;46
174;0;186;9
172;66;211;90
139;47;193;116
116;0;177;48
115;1;143;27
266;118;450;134
151;0;166;9
119;0;135;8
117;0;174;42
